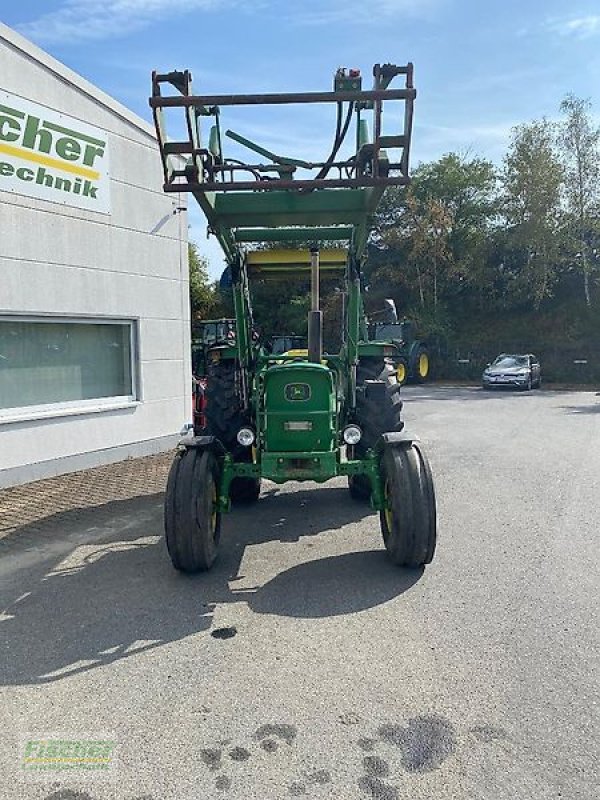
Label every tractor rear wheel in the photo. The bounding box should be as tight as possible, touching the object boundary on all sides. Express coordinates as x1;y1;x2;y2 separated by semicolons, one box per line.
349;380;404;501
205;360;245;453
356;358;396;384
229;476;261;504
379;442;436;567
348;472;371;501
164;448;221;572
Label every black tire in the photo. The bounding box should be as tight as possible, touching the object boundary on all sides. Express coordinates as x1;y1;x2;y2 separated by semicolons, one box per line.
348;472;372;501
164;448;221;572
356;358;395;384
230;476;261;504
205;360;245;454
349;380;404;501
379;442;437;567
411;345;430;384
357;380;404;447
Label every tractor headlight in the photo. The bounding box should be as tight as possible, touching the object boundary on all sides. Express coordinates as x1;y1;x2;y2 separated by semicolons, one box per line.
342;425;362;445
236;427;255;447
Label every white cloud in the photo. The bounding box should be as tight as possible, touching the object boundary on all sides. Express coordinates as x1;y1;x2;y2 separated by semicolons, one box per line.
547;15;600;39
288;0;444;27
15;0;444;45
16;0;238;44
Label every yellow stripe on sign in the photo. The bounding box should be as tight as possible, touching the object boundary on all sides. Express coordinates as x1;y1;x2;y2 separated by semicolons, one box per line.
0;142;100;180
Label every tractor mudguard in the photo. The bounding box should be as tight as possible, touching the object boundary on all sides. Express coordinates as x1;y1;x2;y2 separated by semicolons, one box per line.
177;435;227;455
378;432;420;448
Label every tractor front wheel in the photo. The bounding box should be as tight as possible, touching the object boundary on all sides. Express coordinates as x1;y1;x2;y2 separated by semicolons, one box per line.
395;356;409;386
164;448;221;572
379;442;436;567
412;346;430;383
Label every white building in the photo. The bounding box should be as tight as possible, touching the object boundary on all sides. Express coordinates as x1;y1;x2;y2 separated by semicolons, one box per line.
0;23;191;487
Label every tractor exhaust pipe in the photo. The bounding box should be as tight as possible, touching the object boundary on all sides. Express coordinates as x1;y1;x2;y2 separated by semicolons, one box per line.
308;247;322;363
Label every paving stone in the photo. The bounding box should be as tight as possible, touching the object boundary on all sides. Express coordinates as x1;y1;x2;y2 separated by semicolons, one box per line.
0;452;174;542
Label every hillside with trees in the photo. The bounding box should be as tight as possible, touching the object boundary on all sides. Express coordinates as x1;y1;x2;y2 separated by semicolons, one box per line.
190;95;600;382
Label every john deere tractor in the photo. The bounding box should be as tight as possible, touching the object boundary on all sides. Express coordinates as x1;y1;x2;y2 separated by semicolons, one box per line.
151;62;437;571
369;303;431;384
191;318;237;379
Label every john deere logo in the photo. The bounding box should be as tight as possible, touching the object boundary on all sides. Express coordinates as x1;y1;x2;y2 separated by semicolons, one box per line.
0;91;110;213
285;383;311;401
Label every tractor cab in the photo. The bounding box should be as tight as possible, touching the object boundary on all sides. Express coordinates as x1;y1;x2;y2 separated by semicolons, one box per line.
191;318;237;378
201;319;237;346
269;335;308;356
372;319;416;346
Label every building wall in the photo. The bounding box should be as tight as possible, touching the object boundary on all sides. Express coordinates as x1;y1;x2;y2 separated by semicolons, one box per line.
0;24;191;487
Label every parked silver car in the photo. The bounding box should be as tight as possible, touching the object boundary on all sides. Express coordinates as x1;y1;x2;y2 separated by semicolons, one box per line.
482;354;541;390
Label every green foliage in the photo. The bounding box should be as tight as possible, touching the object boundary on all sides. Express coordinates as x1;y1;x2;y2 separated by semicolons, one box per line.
188;242;218;320
559;95;600;307
194;96;599;373
249;279;311;341
501;119;564;309
370;152;499;326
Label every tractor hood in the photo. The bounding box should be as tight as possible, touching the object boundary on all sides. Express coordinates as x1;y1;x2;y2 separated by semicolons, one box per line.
262;362;337;453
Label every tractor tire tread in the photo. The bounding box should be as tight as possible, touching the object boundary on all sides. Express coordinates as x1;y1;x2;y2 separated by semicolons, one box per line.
205;362;245;454
379;442;436;567
164;448;221;572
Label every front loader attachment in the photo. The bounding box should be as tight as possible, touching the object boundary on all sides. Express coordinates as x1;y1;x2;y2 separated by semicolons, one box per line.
149;63;415;262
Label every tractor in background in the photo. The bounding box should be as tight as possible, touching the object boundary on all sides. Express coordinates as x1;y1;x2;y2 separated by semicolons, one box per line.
190;319;237;433
368;299;430;384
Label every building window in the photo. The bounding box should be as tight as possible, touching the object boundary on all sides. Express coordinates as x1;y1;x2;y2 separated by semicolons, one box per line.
0;317;137;417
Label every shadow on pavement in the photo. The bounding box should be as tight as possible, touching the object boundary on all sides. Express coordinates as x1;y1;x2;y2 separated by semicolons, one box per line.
0;485;421;686
244;551;422;618
0;493;213;686
403;386;537;401
560;403;600;415
402;386;593;403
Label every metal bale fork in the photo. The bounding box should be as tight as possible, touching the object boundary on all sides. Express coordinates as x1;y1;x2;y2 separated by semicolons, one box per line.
149;61;437;572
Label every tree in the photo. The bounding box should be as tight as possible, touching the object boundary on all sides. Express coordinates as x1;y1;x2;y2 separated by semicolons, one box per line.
372;153;497;314
559;94;600;307
402;192;452;310
502;120;564;309
188;242;217;320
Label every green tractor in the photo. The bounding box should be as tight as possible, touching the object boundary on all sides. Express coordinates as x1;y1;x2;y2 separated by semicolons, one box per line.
190;319;238;435
370;311;431;385
191;318;237;379
151;62;437;571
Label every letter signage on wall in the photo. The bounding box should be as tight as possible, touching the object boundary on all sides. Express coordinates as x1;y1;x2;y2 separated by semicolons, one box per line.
0;91;110;214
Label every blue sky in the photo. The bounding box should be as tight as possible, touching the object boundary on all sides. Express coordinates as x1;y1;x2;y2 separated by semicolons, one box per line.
2;0;599;275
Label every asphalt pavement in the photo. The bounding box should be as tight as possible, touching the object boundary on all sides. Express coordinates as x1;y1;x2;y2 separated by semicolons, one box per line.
1;386;599;800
